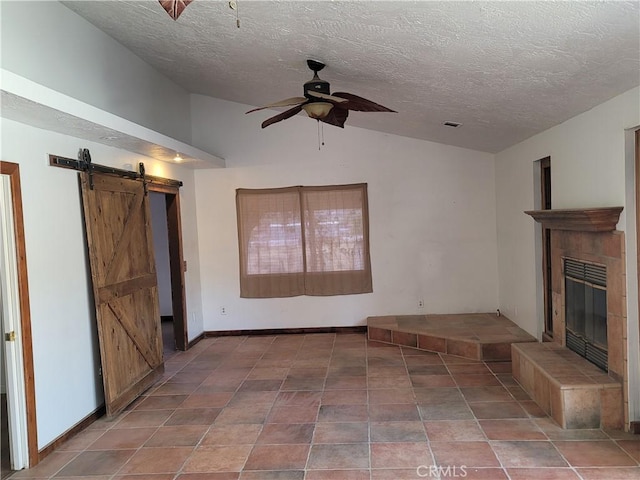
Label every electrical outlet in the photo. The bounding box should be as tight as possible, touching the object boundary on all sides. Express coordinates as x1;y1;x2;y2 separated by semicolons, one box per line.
220;306;227;315
418;300;424;308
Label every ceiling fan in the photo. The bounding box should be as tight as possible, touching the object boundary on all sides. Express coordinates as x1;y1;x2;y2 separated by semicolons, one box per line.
246;60;396;129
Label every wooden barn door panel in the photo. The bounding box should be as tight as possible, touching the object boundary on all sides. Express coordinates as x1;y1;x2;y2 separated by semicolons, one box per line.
80;172;163;417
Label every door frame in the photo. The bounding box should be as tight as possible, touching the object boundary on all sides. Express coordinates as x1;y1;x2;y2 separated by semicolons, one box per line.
0;161;38;468
148;184;188;351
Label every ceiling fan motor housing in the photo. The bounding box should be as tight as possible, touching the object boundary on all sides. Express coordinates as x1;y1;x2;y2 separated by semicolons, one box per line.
304;77;331;100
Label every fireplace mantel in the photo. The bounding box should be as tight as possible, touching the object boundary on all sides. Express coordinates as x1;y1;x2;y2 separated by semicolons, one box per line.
524;207;623;232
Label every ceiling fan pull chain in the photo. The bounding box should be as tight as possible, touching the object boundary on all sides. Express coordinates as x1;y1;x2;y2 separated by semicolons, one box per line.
317;120;321;150
321;122;325;147
229;0;240;28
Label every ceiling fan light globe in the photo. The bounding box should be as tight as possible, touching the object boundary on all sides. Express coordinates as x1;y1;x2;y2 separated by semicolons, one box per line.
302;102;333;119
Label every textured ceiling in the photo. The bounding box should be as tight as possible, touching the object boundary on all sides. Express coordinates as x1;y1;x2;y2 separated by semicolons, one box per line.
62;0;639;153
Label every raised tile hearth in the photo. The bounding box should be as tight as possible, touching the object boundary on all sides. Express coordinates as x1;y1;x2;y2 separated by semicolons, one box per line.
512;342;623;429
367;313;536;361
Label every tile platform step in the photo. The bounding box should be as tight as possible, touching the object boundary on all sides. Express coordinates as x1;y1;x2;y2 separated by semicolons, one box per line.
511;342;623;429
367;313;536;361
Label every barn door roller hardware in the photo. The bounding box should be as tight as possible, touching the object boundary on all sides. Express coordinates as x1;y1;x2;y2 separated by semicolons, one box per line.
49;149;183;189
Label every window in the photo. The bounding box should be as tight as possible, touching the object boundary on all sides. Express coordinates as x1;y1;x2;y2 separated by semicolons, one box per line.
236;183;372;298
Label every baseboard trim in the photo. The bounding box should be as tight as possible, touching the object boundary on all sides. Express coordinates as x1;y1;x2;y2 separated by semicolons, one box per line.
187;332;205;349
204;326;367;337
38;404;106;461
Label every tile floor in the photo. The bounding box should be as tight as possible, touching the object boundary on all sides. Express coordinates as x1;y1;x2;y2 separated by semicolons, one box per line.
9;333;640;479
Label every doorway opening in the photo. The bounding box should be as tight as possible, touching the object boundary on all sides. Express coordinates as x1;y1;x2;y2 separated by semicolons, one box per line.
0;162;38;474
148;185;188;353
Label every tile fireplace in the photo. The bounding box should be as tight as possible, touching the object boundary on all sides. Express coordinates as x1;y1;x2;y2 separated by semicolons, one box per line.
526;207;628;428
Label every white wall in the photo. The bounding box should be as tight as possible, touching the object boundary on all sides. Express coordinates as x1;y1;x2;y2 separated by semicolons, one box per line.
191;96;499;331
0;1;192;143
495;87;640;338
0;117;204;449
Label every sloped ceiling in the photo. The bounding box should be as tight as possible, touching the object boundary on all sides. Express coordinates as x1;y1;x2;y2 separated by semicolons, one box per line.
62;0;640;153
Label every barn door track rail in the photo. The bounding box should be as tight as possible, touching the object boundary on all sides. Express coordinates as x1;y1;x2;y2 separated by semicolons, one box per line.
49;149;183;190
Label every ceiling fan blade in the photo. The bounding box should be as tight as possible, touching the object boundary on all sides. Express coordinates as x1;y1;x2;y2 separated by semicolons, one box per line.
262;105;304;128
306;91;348;103
320;107;349;128
332;92;396;112
158;0;193;20
246;97;308;114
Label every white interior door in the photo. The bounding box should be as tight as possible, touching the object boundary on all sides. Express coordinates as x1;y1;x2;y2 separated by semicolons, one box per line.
0;174;29;470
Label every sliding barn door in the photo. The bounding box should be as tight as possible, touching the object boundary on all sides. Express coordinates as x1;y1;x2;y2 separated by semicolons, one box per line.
80;172;163;417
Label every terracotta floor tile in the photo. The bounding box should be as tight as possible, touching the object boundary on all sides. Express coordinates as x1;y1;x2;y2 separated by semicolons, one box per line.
576;467;640;479
55;450;135;476
180;392;233;408
468;401;528;419
423;420;486;441
453;374;502;387
134;395;188;410
182;445;252;473
10;451;79;478
87;427;157;450
201;424;264;445
111;409;173;429
460;386;514;402
506;468;582;479
165;407;221;425
367;375;413;388
312;422;369;443
54;429;104;451
307;444;370;469
406;365;450;375
370;442;431;469
431;441;500;467
369;404;420;422
256;423;315;444
112;475;176;480
266;405;318;423
479;419;547;440
320;389;367;405
144;425;208;447
371;468;435;480
418;402;474;420
491;441;568;467
554;440;637;467
317;404;368;422
238;379;283;392
281;377;326;391
324;376;367;390
117;447;193;474
304;469;369;479
244;444;310;470
239;471;303;480
175;474;239;480
151;382;201;396
370;421;427;442
617;439;640;462
228;391;279;407
275;391;323;407
410;375;457;387
214;405;271;425
413;387;465;404
368;388;415;404
18;334;639;480
450;467;509;479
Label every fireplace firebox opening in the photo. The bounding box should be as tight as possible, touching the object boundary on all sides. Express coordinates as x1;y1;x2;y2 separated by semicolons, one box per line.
564;258;608;372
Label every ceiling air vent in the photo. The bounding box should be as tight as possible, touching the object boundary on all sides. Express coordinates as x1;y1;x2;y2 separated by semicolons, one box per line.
443;121;461;128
